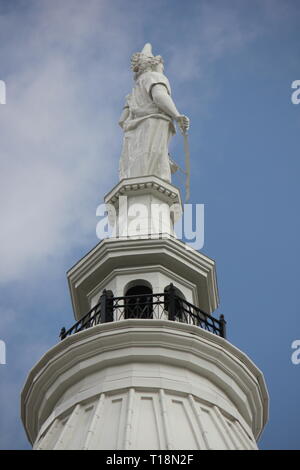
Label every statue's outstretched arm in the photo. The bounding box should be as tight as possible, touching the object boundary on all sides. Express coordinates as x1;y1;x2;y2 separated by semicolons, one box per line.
152;84;189;134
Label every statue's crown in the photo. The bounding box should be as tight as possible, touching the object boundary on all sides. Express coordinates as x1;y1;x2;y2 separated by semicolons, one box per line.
140;43;153;57
131;43;163;73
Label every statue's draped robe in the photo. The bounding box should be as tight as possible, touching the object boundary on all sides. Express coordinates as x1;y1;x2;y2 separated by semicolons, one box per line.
119;71;176;183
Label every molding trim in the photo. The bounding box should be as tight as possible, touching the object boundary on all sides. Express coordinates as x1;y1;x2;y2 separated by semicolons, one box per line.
67;237;219;320
86;264;198;306
21;320;268;444
104;175;182;208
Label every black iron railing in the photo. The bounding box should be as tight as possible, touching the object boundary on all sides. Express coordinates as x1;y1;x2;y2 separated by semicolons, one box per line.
60;285;226;340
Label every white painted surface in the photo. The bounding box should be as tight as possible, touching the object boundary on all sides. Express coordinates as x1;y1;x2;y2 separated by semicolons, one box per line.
35;389;257;450
105;176;182;238
89;267;194;309
22;320;268;450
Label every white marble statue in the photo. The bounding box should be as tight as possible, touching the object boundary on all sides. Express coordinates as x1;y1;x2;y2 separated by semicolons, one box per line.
119;43;190;183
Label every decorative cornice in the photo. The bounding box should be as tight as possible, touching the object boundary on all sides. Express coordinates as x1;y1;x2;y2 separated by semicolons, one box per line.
21;320;268;444
67;237;219;320
104;176;182;207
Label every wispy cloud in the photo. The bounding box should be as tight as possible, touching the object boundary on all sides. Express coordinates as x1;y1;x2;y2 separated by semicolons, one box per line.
0;1;136;282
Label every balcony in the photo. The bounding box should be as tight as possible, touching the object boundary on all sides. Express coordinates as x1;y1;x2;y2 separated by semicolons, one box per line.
60;284;226;340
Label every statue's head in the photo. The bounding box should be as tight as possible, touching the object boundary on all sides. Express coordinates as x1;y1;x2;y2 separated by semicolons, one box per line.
131;43;164;79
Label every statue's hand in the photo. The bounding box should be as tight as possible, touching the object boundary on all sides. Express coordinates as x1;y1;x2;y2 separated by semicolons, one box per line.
175;115;190;135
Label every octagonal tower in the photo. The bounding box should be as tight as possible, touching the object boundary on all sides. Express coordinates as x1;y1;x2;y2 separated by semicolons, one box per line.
21;43;268;450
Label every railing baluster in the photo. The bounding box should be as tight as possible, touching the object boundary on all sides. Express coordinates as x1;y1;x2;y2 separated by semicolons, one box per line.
100;289;114;323
59;327;66;340
166;283;176;321
219;314;227;339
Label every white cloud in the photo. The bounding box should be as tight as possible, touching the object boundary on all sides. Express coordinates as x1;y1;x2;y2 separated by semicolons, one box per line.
0;1;137;282
0;0;294;283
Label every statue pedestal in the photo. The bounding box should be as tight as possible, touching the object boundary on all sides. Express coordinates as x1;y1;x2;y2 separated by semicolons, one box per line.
104;176;182;238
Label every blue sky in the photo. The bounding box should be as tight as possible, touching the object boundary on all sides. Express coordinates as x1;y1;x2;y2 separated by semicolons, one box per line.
0;0;300;450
